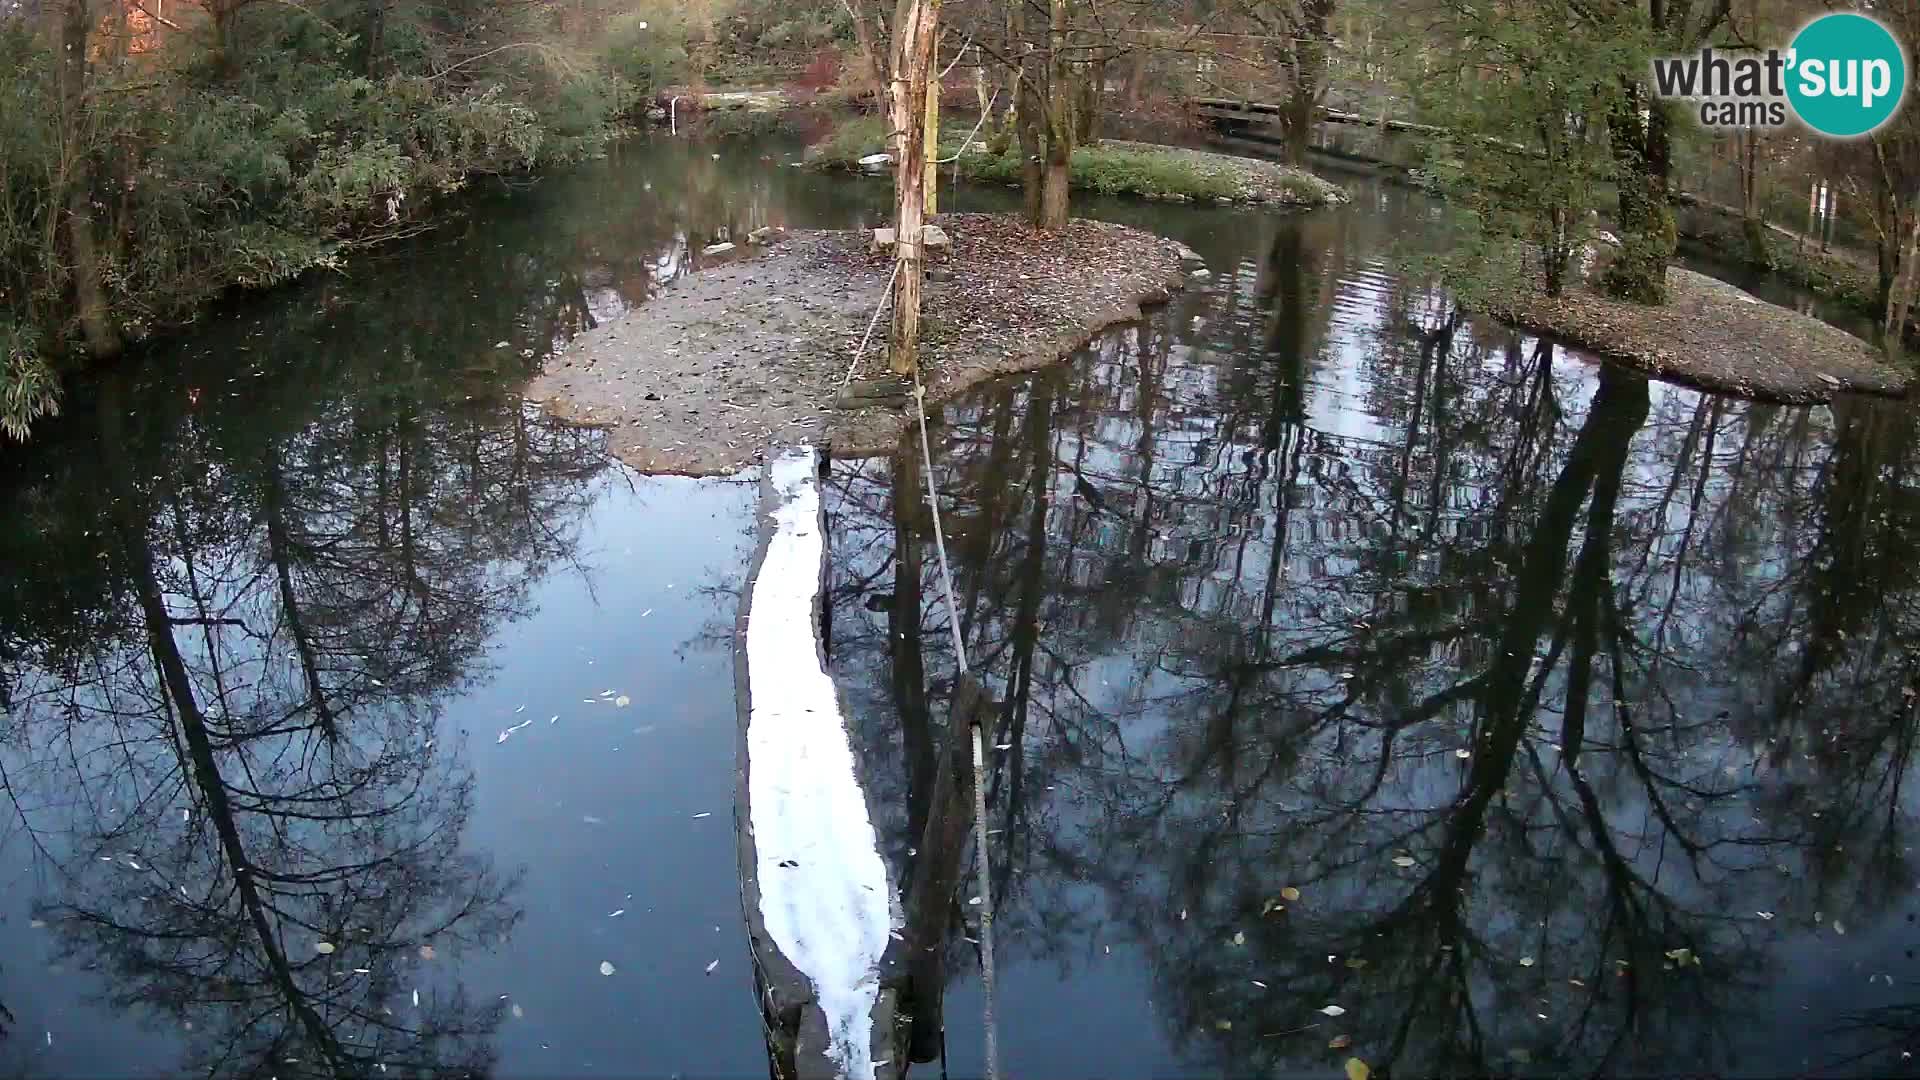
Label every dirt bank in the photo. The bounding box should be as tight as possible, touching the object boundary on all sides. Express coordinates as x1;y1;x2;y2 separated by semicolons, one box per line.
1485;265;1910;404
523;213;1192;475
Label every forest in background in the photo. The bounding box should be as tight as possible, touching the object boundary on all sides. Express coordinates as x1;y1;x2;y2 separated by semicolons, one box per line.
2;0;1917;441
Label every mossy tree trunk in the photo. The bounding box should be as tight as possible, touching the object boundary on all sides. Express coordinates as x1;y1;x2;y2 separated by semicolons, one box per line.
1277;0;1334;168
58;0;122;360
1602;89;1675;305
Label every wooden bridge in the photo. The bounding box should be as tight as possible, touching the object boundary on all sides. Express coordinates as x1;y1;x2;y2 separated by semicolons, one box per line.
1193;97;1538;159
1193;97;1450;137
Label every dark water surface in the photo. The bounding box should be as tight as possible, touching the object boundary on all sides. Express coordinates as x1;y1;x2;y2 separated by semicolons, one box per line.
4;134;1919;1078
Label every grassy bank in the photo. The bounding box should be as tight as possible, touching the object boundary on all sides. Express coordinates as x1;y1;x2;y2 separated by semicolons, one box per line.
807;115;1344;206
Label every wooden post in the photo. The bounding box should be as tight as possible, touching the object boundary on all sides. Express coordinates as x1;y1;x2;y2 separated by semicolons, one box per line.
888;0;939;376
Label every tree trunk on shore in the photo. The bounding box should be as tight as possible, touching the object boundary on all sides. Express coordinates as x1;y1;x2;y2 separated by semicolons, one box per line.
1886;202;1920;342
1737;128;1769;267
58;0;122;360
1075;57;1104;144
1277;0;1333;167
844;0;888;104
887;0;938;375
1121;33;1147;110
1014;0;1044;226
1602;90;1675;305
1037;0;1072;231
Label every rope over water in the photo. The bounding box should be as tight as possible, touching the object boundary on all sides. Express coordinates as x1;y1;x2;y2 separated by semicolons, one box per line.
910;369;1001;1079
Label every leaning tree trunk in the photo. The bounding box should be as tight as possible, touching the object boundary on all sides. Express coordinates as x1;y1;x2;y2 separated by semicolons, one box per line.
1037;0;1072;231
58;0;122;360
887;0;939;375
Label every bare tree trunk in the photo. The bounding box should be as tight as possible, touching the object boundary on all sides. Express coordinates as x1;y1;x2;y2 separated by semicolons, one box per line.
1075;57;1104;144
1038;0;1072;230
1013;0;1044;225
1121;32;1147;110
925;65;940;216
59;0;121;360
1886;200;1920;342
887;0;939;375
843;0;888;104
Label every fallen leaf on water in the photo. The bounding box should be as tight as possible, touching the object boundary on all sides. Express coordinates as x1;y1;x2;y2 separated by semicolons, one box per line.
1330;1034;1352;1049
1345;1057;1371;1080
1392;856;1416;868
1664;948;1696;967
1346;957;1368;970
705;959;719;974
1519;956;1535;967
615;695;631;708
1320;1005;1347;1017
1233;931;1245;946
599;961;616;976
1834;920;1847;935
511;1004;524;1019
1214;1019;1232;1031
1281;886;1301;902
418;945;436;961
29;919;46;929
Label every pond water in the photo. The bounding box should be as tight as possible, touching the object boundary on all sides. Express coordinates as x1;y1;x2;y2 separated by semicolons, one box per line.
4;133;1919;1078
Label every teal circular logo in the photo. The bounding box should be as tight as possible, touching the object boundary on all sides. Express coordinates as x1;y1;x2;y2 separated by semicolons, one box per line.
1787;13;1907;137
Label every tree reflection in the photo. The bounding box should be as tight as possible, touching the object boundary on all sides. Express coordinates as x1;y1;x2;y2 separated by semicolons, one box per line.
826;199;1920;1074
0;357;611;1075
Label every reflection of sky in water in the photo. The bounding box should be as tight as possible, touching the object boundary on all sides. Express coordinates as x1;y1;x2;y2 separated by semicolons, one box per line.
827;182;1920;1075
2;134;1918;1079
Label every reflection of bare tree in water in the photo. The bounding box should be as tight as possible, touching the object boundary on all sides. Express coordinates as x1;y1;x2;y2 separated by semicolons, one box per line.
1;372;611;1077
826;201;1920;1074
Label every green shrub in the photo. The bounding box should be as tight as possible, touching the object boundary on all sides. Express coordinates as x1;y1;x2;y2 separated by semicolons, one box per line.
807;114;890;168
